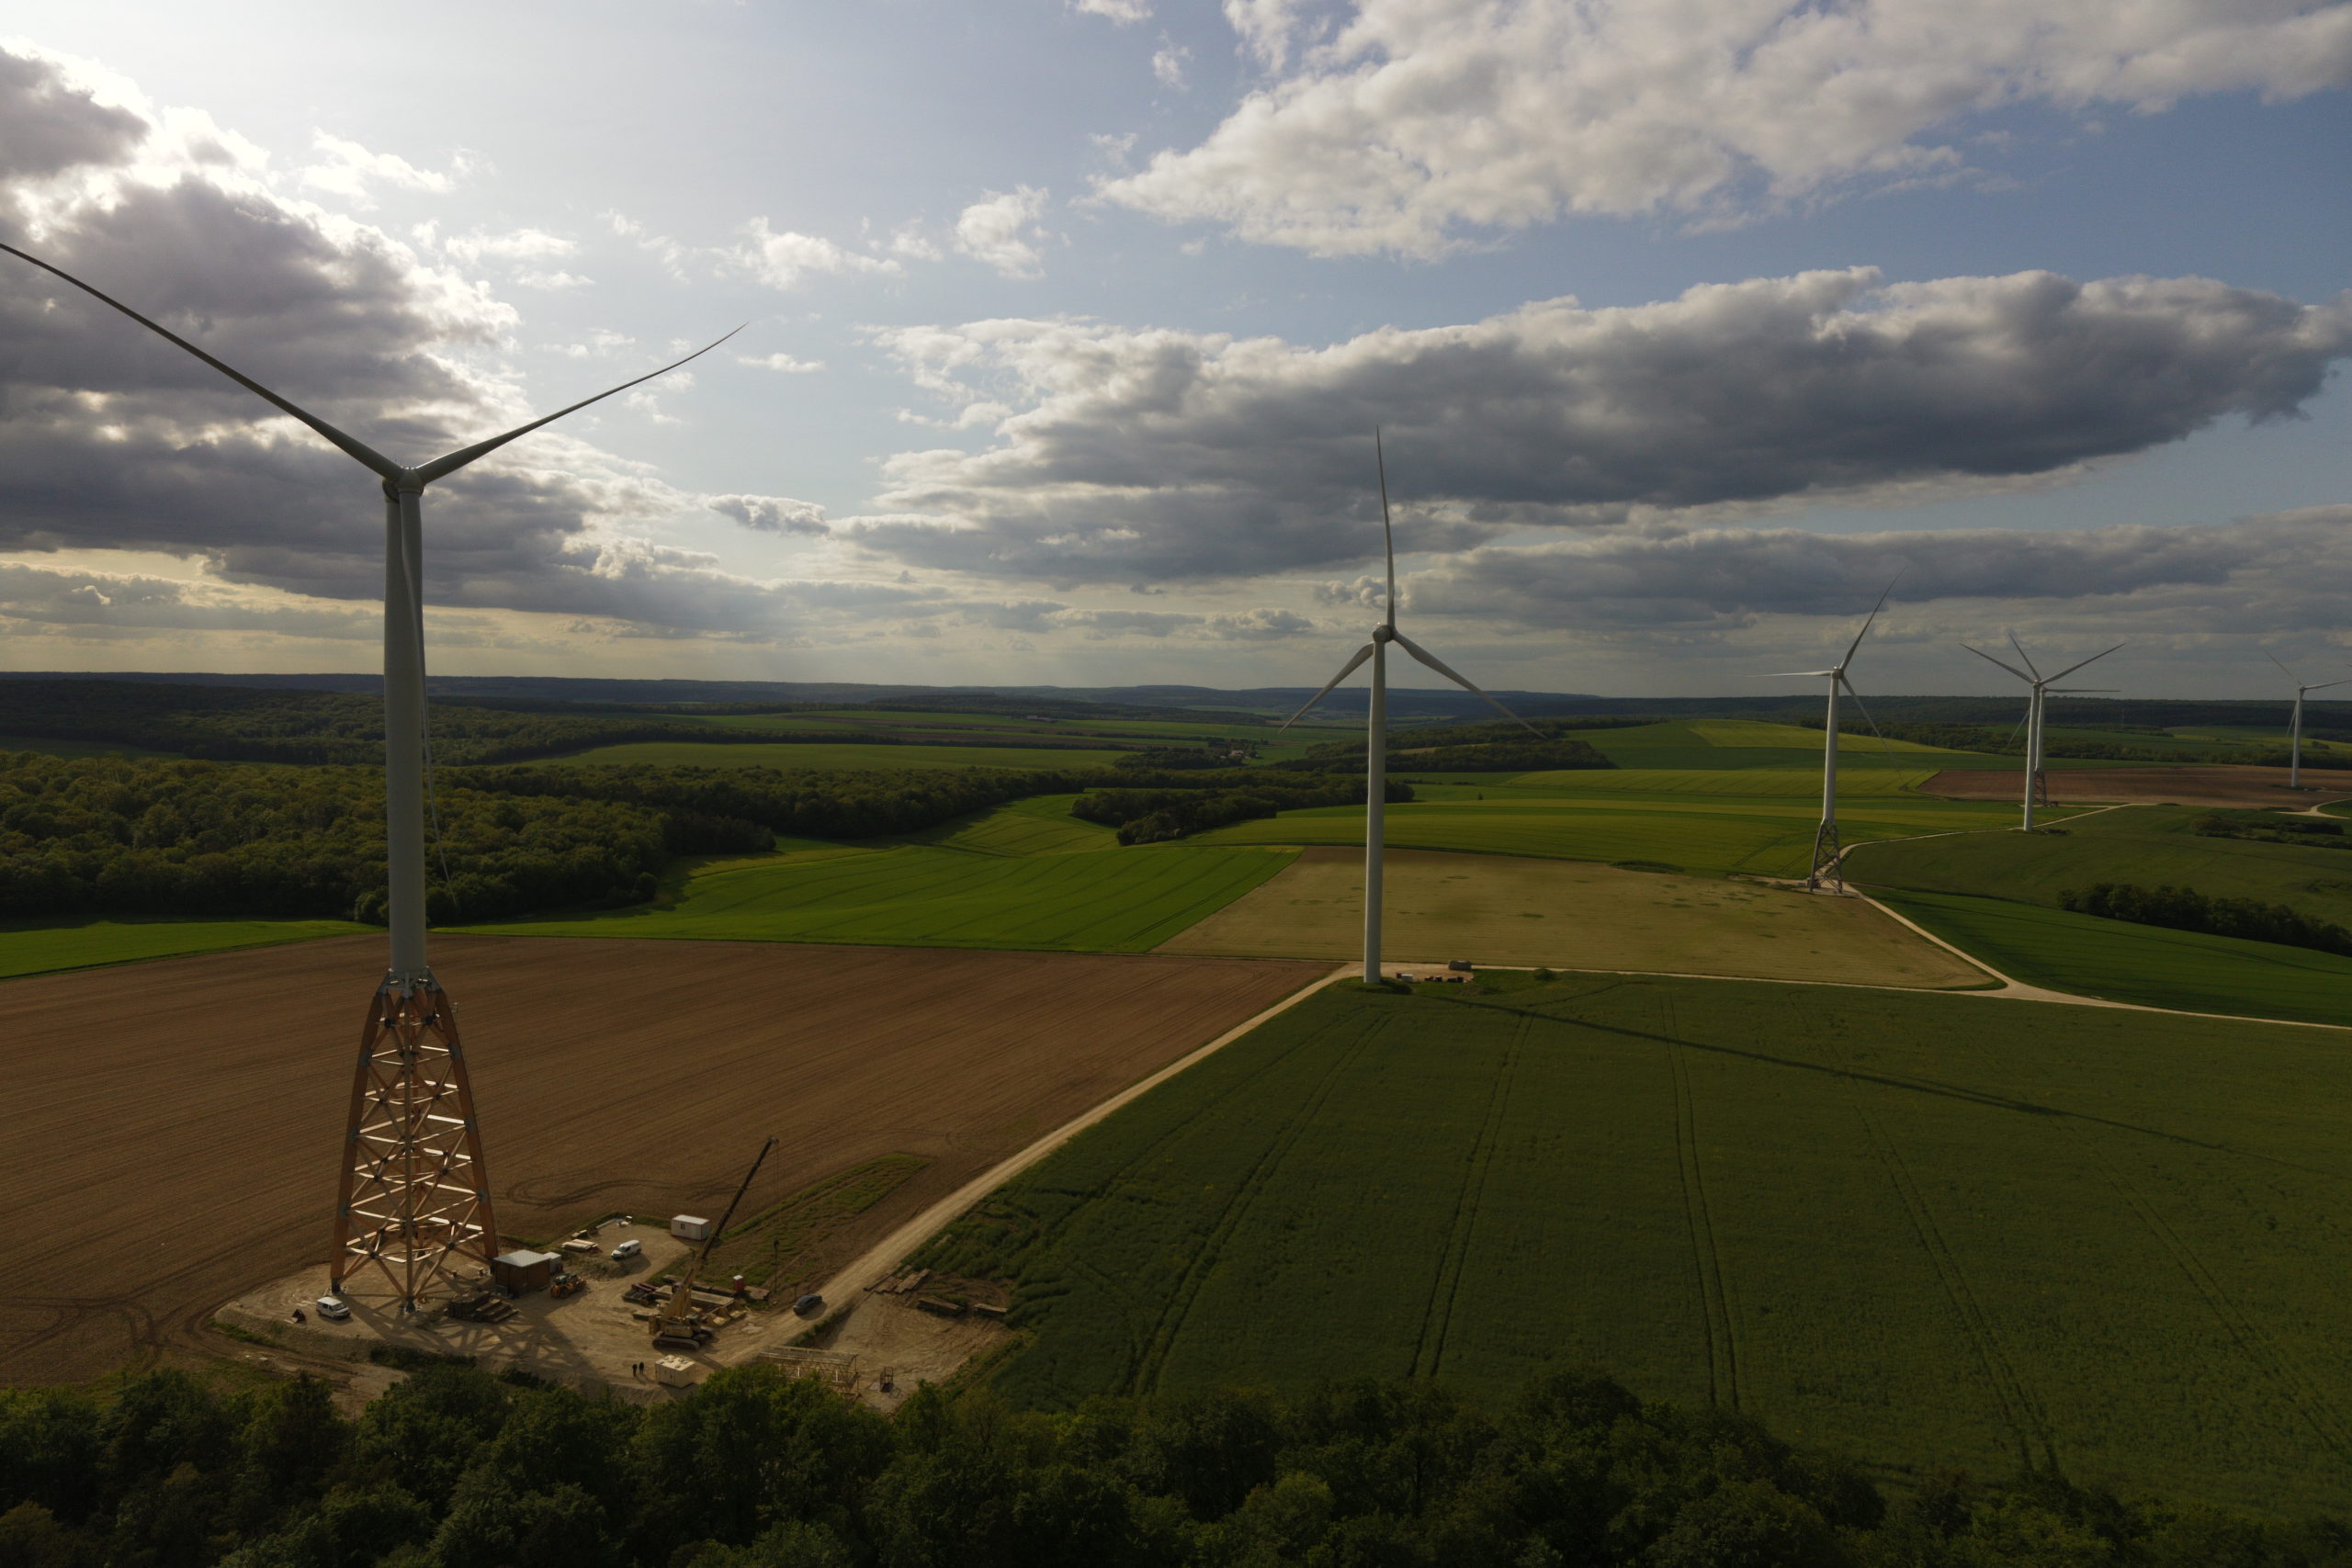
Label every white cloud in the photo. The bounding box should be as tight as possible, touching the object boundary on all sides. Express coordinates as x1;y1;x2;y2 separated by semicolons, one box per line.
1106;0;2352;255
738;351;826;373
296;130;471;208
1071;0;1153;22
953;186;1053;279
726;219;901;290
514;269;592;290
707;493;831;536
442;227;575;265
857;269;2352;583
1152;40;1192;88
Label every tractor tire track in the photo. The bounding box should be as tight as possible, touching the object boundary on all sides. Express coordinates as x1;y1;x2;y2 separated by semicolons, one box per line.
1822;1019;2054;1471
1663;993;1743;1410
1128;1016;1389;1396
2081;1139;2352;1463
1412;1013;1530;1381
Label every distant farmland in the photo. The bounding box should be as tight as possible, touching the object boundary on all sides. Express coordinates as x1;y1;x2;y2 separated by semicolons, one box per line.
459;837;1297;952
1189;792;2029;877
921;976;2352;1514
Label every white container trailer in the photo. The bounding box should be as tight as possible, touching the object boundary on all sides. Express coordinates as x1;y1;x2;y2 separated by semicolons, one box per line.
671;1214;711;1242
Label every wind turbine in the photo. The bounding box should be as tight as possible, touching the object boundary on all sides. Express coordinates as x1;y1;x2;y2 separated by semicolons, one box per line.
1281;432;1537;984
0;241;736;1308
1961;636;2121;830
2265;652;2351;790
1761;581;1896;893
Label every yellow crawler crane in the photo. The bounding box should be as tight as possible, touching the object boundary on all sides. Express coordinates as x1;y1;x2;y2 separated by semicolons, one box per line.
651;1135;776;1348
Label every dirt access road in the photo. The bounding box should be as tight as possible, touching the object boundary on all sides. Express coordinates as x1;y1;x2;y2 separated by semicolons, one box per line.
1924;764;2352;808
1;933;1324;1384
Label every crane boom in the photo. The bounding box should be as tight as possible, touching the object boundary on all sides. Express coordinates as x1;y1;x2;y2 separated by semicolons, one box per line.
652;1134;776;1344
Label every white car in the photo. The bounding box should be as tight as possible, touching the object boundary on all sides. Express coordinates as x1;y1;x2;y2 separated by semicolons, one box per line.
611;1239;643;1262
314;1295;351;1321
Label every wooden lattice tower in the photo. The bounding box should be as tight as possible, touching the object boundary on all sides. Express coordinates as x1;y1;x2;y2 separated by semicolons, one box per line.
331;981;499;1308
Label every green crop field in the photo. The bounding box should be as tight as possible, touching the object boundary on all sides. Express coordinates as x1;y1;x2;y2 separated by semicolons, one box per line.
531;739;1132;772
915;793;1119;855
455;829;1296;952
1851;805;2352;929
1873;889;2352;1023
920;974;2352;1514
0;916;369;980
1189;793;2028;878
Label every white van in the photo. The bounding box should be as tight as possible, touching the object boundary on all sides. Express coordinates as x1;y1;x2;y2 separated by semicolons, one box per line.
611;1239;643;1262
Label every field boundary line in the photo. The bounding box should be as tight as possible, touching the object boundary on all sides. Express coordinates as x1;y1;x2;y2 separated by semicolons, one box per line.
807;962;1357;1312
1848;891;2352;1032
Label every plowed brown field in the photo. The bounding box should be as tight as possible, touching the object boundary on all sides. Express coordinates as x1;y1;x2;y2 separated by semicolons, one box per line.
2;934;1324;1384
1924;764;2352;807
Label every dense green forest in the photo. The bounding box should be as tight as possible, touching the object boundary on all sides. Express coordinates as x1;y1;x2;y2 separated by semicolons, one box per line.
0;681;904;766
1;1362;2332;1568
0;756;1369;923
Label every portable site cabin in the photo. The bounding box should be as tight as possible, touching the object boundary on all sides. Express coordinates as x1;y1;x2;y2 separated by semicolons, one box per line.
671;1214;712;1242
490;1249;560;1294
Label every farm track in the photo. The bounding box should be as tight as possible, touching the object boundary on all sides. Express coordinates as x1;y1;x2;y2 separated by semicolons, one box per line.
0;934;1324;1385
1410;1014;1529;1382
1126;1017;1391;1397
1662;993;1742;1410
1822;1018;2054;1471
2080;1139;2352;1463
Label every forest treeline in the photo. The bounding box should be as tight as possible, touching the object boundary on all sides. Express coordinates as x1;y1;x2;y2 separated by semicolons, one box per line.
1799;716;2348;770
2060;881;2352;957
0;681;899;766
1274;716;1627;774
0;755;1361;922
2;1361;2332;1568
1072;777;1409;845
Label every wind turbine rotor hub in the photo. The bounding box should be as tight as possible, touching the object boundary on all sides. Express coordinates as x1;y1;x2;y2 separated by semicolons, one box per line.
1372;625;1394;643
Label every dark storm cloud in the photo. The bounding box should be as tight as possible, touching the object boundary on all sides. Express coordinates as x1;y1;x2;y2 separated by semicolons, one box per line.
859;270;2352;584
0;47;831;637
1400;509;2352;637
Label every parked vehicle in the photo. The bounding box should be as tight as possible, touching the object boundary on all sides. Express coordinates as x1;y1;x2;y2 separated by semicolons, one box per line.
314;1295;350;1321
612;1239;643;1262
793;1293;824;1317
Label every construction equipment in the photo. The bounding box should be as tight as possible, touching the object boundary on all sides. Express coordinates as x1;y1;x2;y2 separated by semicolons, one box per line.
650;1134;775;1348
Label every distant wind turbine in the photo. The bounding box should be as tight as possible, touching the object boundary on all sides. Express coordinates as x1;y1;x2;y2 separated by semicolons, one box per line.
0;240;737;1308
1961;636;2122;830
1761;580;1897;893
2265;652;2351;790
1282;433;1538;984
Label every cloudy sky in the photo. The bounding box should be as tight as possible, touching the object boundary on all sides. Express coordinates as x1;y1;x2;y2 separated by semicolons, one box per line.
1;0;2347;697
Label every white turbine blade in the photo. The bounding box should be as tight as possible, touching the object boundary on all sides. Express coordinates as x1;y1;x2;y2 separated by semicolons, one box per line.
1838;672;1887;742
1756;670;1838;678
1390;630;1541;734
1374;427;1397;630
1834;573;1900;672
2307;677;2352;694
2046;641;2124;683
1962;642;2034;682
2047;686;2117;694
412;325;744;484
1280;643;1376;729
0;240;401;479
2265;649;2302;686
2006;632;2044;681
